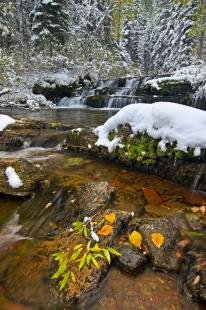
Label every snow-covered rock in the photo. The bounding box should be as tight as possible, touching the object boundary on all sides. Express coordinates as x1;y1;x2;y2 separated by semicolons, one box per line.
33;69;93;99
146;65;206;90
0;114;15;131
94;102;206;155
17;93;54;110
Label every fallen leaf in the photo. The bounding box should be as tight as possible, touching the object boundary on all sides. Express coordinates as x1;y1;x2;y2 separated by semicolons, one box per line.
45;202;52;209
129;231;142;248
151;232;165;248
98;225;113;236
194;275;200;285
104;212;116;224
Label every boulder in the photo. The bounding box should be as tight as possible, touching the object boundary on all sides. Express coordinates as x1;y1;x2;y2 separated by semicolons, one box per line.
33;69;93;100
0;158;44;196
19;181;114;238
182;249;206;303
139;218;182;272
115;244;147;273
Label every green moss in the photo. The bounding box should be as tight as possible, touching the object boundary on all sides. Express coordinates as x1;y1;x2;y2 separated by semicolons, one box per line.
108;131;116;141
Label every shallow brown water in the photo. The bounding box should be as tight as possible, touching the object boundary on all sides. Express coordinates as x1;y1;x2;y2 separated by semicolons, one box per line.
0;150;206;309
82;268;200;310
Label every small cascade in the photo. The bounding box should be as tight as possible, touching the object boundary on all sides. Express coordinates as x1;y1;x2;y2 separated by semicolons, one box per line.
107;78;140;109
58;96;86;108
97;79;119;89
0;213;28;250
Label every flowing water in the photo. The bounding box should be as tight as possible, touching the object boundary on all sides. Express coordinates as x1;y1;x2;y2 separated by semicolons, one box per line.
0;109;206;309
107;78;140;109
55;78;140;109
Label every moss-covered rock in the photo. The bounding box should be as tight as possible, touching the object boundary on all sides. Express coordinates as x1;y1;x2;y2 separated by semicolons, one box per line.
0;158;45;196
64;126;206;190
139;79;193;97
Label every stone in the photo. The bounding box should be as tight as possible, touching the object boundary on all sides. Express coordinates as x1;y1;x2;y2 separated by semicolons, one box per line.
139;218;182;272
0;118;72;151
182;249;206;304
32;69;93;100
75;181;115;218
0;158;44;196
115;244;147;273
64;127;206;190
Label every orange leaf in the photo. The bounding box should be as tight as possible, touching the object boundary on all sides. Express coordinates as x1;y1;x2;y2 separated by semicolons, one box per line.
98;225;113;236
129;231;142;248
151;232;164;248
104;212;116;224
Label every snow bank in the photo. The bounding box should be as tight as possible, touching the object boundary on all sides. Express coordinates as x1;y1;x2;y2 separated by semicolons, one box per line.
94;102;206;156
146;65;206;90
5;167;23;189
0;114;15;131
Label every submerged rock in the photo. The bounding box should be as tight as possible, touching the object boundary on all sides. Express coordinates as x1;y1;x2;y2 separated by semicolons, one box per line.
0;118;72;151
115;244;147;273
0;158;44;196
139;218;182;272
182;249;206;303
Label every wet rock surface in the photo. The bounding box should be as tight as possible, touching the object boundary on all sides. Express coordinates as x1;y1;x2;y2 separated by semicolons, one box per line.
115;244;147;273
0;158;44;196
0;118;72;151
139;218;182;272
182;249;206;304
76;181;114;217
19;180;114;238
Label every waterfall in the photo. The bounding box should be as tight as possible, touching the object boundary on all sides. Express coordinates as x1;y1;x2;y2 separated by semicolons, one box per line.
97;79;119;89
107;78;140;109
58;96;86;108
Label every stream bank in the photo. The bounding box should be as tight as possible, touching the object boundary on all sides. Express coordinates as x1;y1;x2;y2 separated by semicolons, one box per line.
0;114;206;309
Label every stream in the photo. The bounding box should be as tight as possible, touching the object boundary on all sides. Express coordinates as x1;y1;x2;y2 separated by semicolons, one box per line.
0;108;206;309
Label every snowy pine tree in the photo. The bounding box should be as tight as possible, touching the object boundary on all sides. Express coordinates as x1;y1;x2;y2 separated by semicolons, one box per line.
31;0;69;53
128;0;197;75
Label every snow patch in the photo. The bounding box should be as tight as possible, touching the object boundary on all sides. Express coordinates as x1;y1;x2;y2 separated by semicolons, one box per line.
0;114;15;131
94;102;206;156
5;167;23;189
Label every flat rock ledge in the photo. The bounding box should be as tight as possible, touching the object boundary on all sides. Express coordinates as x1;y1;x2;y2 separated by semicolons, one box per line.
63;127;206;191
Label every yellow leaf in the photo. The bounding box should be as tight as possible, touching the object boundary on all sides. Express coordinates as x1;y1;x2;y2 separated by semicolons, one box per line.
151;232;164;248
104;212;116;224
98;225;113;236
129;231;142;248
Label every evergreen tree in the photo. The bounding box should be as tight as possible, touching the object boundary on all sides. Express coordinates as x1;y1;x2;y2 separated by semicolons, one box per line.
31;0;69;53
129;0;196;75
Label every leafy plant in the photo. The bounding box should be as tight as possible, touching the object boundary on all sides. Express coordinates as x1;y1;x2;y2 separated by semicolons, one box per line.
51;252;76;291
51;215;121;291
72;220;89;238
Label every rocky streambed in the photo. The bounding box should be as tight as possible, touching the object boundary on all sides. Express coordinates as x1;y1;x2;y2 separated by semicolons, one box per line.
0;117;206;309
